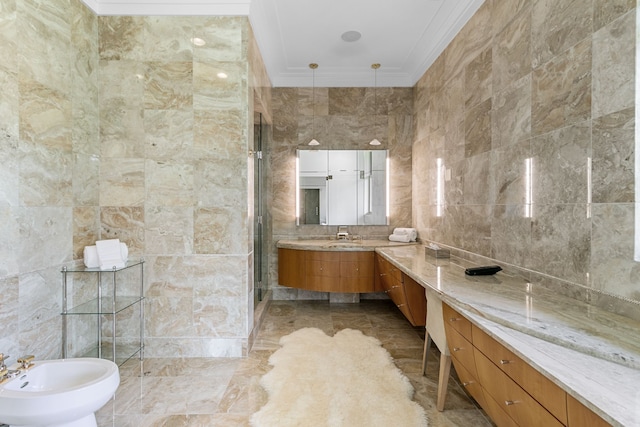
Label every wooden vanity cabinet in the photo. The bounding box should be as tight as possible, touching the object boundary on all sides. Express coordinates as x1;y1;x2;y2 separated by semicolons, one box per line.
567;395;611;427
278;248;375;293
375;254;426;326
443;303;612;427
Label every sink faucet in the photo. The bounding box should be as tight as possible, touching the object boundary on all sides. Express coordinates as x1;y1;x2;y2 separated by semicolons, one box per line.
336;226;349;240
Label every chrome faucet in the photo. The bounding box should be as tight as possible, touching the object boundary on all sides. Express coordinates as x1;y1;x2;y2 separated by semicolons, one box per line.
336;225;349;240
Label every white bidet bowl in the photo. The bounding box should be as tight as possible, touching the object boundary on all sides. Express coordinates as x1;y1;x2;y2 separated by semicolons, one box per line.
0;357;120;427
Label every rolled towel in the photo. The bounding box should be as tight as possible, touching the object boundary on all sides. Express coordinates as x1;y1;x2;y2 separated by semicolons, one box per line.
389;234;411;243
392;228;417;241
83;245;99;268
96;238;126;270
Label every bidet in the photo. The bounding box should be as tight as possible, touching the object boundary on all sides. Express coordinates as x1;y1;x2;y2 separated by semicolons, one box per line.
0;358;119;427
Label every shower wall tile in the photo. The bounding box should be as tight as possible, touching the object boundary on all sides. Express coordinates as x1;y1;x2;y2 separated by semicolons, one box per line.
194;207;248;255
145;109;194;161
593;0;635;30
145;160;195;207
145;207;194;255
492;9;531;93
100;206;145;256
100;158;144;206
531;0;593;68
18;207;72;272
143;16;194;62
531;121;590;205
193;109;245;159
529;203;591;285
0;0;101;361
193;17;246;63
591;204;640;301
0;275;19;356
464;47;492;109
491;74;531;149
144;61;193;110
592;10;635;118
464;98;492;158
73;206;99;259
0;207;19;277
98;16;145;61
19;142;73;207
0;132;19;207
531;38;592;136
194;159;247;208
591;108;635;203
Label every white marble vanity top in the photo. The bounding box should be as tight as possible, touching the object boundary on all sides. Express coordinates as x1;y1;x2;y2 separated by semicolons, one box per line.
276;239;416;251
376;244;640;427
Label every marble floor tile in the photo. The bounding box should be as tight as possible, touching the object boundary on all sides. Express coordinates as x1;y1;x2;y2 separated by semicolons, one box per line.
97;299;492;426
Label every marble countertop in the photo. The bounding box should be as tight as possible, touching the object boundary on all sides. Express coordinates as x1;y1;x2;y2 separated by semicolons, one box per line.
375;244;640;427
276;239;417;251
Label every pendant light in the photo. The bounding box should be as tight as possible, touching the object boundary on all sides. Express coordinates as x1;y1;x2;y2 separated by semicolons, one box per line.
369;63;381;146
308;63;320;146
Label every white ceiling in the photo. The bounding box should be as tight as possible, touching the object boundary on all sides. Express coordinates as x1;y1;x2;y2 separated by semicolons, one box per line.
82;0;485;87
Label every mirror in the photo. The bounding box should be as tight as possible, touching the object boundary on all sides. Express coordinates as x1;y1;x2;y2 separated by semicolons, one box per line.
297;149;388;225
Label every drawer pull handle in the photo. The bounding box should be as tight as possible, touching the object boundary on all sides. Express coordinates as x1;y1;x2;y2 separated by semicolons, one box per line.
397;304;405;308
462;381;474;386
500;359;511;365
380;273;387;276
504;400;519;406
449;317;461;322
453;347;462;352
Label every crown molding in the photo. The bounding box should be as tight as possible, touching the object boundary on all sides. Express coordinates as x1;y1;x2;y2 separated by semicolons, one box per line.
81;0;251;16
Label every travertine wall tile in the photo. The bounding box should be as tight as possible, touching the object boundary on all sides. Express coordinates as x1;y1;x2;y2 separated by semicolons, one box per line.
592;10;635;118
592;108;635;203
413;0;639;310
531;0;594;68
531;38;591;136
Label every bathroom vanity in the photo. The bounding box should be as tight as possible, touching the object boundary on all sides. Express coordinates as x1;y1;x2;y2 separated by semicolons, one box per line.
277;240;426;326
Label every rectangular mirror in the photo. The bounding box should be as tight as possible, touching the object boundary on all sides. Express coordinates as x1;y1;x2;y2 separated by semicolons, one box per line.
296;149;388;226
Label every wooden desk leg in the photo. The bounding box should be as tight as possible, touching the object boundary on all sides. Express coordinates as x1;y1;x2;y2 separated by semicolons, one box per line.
422;332;432;375
436;353;452;412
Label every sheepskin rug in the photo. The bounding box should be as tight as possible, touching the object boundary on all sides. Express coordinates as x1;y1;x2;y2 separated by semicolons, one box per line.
251;327;428;427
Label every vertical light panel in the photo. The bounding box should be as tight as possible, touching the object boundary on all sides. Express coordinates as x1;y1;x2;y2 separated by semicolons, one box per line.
587;156;592;219
436;158;444;217
295;153;300;225
524;158;533;218
385;154;390;224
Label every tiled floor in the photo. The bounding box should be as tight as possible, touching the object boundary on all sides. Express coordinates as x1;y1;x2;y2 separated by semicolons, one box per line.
97;299;493;426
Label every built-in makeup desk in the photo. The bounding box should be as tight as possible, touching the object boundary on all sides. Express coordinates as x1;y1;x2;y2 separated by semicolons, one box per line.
376;244;640;427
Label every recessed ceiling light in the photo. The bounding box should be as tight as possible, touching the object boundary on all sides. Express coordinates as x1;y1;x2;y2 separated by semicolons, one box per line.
217;72;228;79
341;30;361;42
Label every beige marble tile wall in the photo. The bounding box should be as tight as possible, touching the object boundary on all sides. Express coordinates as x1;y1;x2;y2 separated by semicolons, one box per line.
98;15;269;357
0;0;99;359
269;87;414;299
413;0;639;317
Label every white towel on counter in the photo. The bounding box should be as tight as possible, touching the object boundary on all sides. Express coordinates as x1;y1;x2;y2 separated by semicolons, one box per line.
391;228;417;242
388;233;412;243
84;241;129;269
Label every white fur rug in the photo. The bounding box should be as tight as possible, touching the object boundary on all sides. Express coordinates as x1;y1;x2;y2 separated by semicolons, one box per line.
251;328;428;427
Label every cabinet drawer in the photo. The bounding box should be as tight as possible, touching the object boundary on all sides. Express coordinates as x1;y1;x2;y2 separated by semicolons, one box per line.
567;395;612;427
307;259;340;277
340;256;374;278
375;254;403;282
306;251;340;262
278;248;305;287
447;327;477;379
443;303;472;341
386;284;413;323
474;349;563;427
338;276;375;293
472;325;567;424
482;390;519;427
451;355;486;410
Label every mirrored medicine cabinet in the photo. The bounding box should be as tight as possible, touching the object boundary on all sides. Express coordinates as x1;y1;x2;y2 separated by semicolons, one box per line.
296;149;389;226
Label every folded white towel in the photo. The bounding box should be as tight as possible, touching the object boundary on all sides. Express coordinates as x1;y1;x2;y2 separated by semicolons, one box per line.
84;242;128;269
389;234;411;243
393;228;416;235
392;228;417;241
